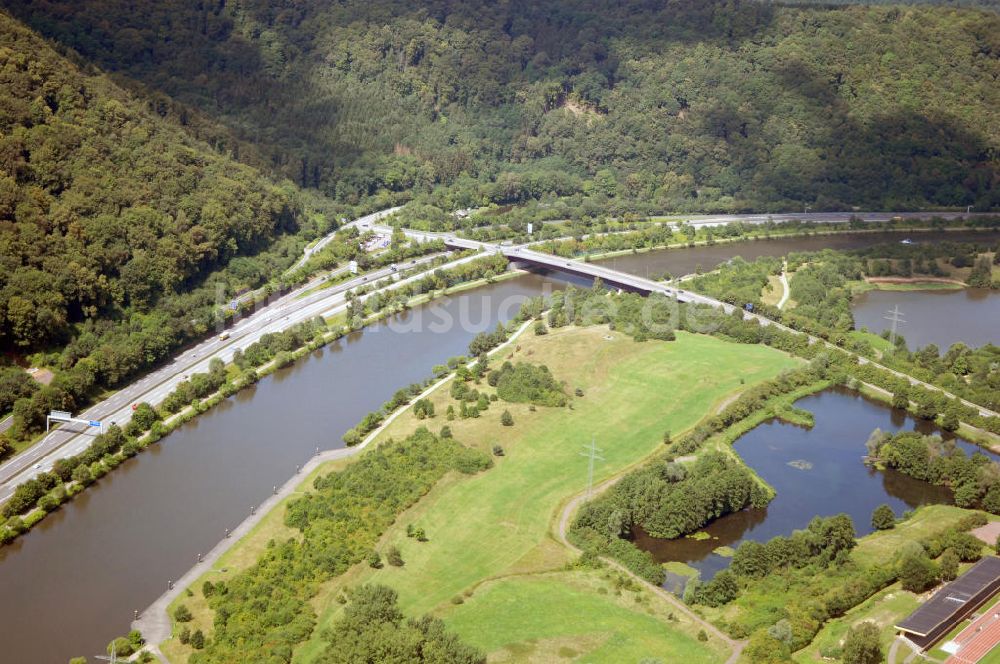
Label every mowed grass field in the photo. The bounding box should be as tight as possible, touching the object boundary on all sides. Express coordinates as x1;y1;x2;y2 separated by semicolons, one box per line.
293;324;799;662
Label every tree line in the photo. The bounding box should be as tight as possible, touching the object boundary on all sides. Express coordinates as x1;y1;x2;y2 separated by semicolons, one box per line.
686;242;1000;416
189;427;490;662
7;0;1000;220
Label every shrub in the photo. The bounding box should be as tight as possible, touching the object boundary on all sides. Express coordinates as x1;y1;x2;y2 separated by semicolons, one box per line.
500;410;514;426
492;361;566;407
842;621;882;664
939;548;959;581
173;604;192;623
898;553;938;593
386;545;404;567
108;636;134;657
691;569;739;607
871;504;895;530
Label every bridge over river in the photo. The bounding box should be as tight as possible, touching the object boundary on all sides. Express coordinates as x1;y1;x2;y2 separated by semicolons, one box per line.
422;233;997;420
433;233;736;308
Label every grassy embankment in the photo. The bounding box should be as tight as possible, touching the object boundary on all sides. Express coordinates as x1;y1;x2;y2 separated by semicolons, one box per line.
163;324;798;663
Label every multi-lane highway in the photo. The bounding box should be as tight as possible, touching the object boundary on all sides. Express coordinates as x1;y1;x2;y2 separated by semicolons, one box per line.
0;249;465;503
2;209;995;505
666;210;987;228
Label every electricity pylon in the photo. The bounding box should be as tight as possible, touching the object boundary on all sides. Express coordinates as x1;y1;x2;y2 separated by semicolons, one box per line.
883;305;906;349
579;436;605;499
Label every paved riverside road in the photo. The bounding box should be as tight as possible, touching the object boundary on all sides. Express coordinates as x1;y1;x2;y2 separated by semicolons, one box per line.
0;250;453;504
5;211;995;502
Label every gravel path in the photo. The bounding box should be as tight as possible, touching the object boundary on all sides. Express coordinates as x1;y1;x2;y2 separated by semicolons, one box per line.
132;317;536;661
555;474;748;664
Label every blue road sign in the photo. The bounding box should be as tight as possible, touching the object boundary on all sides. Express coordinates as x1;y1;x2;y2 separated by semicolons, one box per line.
230;300;239;311
89;420;101;427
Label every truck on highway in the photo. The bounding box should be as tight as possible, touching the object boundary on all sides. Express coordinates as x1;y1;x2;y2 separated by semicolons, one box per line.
219;332;230;341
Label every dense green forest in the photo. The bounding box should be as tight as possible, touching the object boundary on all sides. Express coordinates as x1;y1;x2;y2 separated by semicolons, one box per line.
0;11;322;351
0;10;346;441
2;0;1000;432
6;0;1000;215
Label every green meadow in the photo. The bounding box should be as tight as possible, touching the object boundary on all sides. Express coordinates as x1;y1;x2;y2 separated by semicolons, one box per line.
294;325;798;662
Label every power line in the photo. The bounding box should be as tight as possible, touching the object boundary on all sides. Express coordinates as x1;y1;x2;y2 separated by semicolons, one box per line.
579;436;605;499
883;305;906;349
95;641;125;664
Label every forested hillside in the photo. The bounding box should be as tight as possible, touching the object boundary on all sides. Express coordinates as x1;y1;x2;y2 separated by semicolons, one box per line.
0;11;339;437
7;0;1000;213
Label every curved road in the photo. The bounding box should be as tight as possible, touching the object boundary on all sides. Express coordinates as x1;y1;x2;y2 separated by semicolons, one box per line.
287;206;403;274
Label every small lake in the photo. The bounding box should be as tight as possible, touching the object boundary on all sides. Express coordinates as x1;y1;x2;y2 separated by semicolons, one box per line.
596;229;999;353
852;288;1000;351
634;387;994;581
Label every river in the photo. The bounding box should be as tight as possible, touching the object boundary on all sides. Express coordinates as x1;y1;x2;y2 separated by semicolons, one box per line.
0;230;995;661
0;274;570;663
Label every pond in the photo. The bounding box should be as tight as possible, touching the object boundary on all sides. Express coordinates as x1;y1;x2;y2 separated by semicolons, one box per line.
633;386;994;581
852;287;1000;351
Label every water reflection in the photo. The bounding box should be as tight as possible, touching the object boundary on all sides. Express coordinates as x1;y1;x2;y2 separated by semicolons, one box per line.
635;387;977;580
